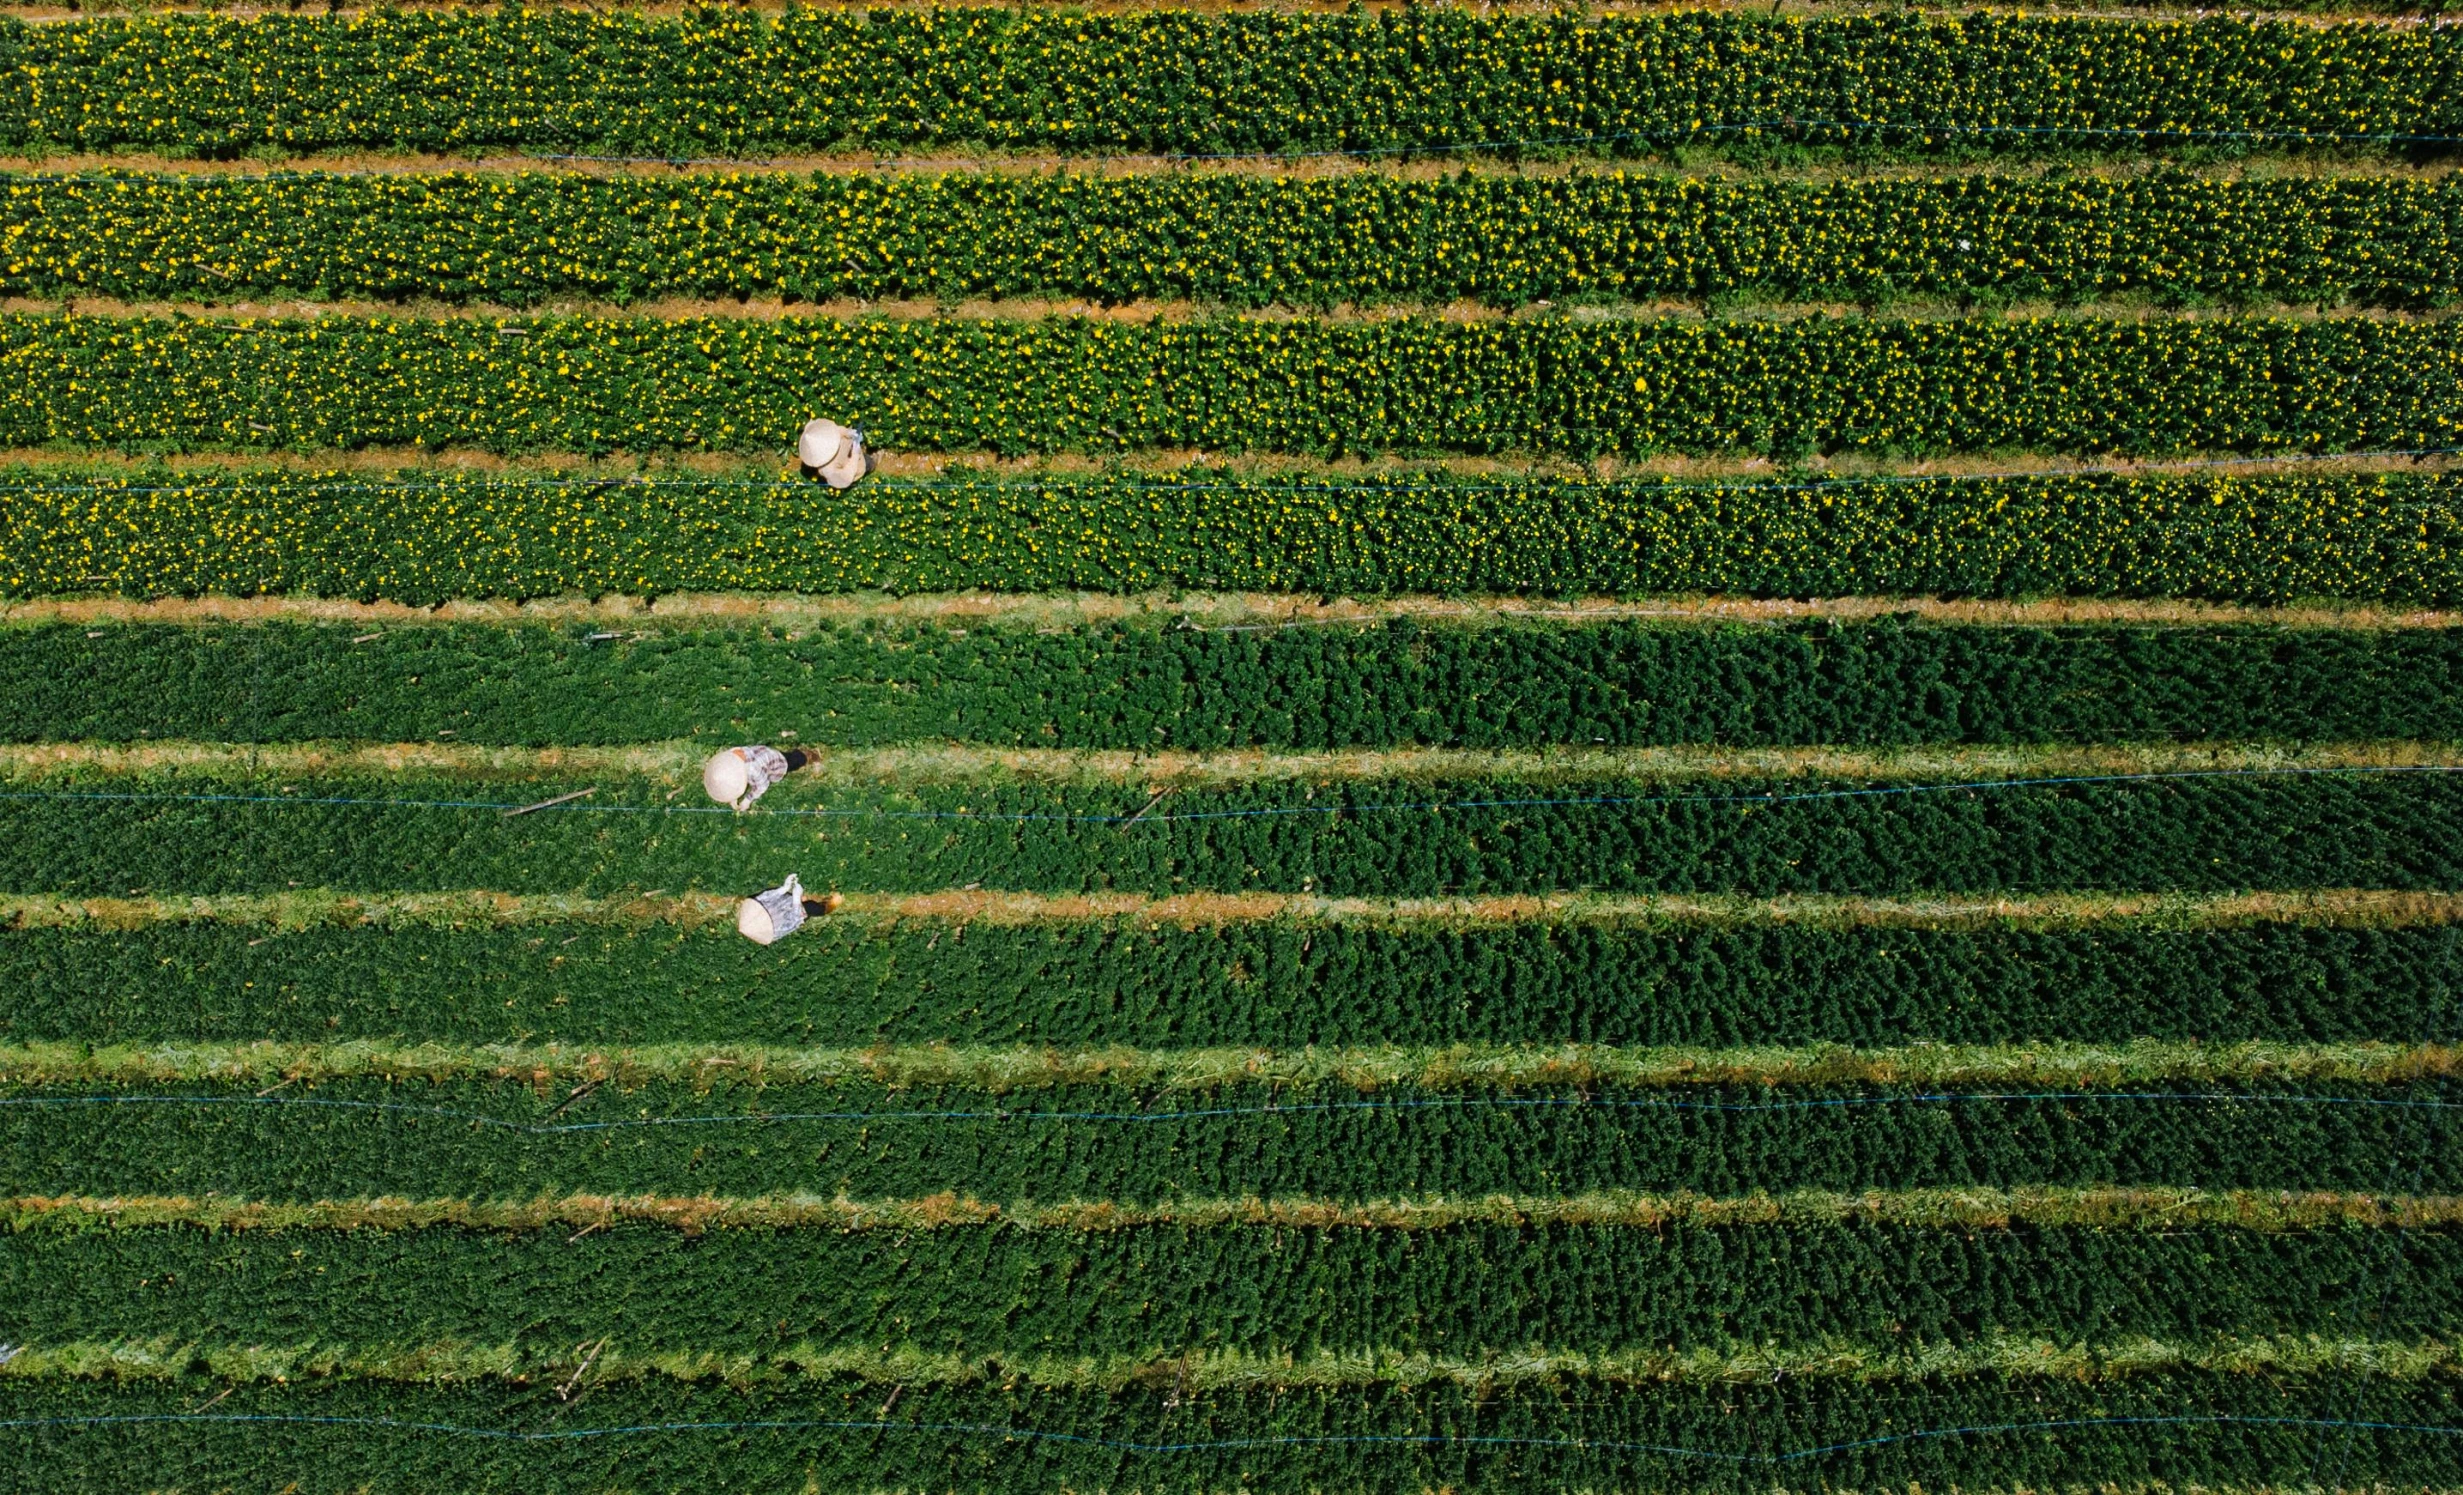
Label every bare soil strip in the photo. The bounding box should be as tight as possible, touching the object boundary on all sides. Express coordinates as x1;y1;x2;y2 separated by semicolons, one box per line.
0;1036;2447;1089
8;1187;2456;1234
10;591;2458;632
3;737;2452;788
10;887;2460;932
6;442;2449;486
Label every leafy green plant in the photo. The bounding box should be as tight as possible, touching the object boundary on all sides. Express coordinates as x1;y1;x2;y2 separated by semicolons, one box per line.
13;616;2463;749
5;917;2453;1048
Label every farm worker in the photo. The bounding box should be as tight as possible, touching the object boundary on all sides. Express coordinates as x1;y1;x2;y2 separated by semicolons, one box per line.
799;418;870;489
736;874;844;945
703;744;801;811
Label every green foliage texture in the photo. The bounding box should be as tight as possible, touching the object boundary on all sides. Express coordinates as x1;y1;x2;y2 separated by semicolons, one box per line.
4;1373;2458;1494
1;1076;2451;1200
13;617;2463;748
6;917;2454;1049
10;1219;2458;1354
5;770;2462;897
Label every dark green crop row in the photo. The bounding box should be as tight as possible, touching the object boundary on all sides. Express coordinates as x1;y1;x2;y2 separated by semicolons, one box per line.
17;617;2463;750
8;1371;2459;1494
8;917;2454;1048
5;313;2456;458
2;11;2454;155
12;469;2459;606
9;169;2458;310
2;1077;2453;1199
4;768;2460;898
14;1217;2456;1356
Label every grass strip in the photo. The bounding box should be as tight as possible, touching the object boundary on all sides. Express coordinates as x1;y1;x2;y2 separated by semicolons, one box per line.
12;468;2461;605
4;1038;2447;1089
6;169;2456;309
0;12;2448;156
3;1335;2459;1392
9;1218;2462;1357
7;592;2460;632
2;313;2455;458
8;898;2458;1046
12;1187;2460;1232
1;753;2459;896
9;739;2450;786
1;1373;2455;1493
10;887;2463;930
14;616;2463;750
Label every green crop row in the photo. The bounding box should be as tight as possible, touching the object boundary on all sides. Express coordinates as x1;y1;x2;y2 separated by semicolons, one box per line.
8;1371;2460;1494
8;169;2458;310
11;1217;2457;1356
0;1075;2452;1200
3;767;2460;897
7;917;2454;1048
19;617;2463;750
5;313;2456;458
2;11;2454;155
11;468;2458;605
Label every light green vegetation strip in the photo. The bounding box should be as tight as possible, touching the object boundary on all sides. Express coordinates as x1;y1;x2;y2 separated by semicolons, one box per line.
1;1039;2449;1092
10;591;2458;632
11;1188;2458;1234
4;1335;2455;1393
10;888;2463;933
4;739;2456;789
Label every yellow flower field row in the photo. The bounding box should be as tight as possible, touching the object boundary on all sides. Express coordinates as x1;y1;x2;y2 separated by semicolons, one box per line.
0;312;2454;458
5;169;2454;310
4;468;2455;605
1;10;2452;154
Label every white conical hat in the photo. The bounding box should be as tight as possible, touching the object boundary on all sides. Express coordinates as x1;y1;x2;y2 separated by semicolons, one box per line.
736;895;779;944
703;748;751;804
799;419;850;469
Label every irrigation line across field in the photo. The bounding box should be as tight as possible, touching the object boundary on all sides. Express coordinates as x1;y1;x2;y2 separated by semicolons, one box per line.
2;1090;2456;1135
4;764;2461;827
2;1411;2458;1465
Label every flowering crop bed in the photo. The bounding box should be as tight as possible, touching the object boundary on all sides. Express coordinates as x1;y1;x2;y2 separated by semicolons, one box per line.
6;468;2457;605
6;168;2456;309
1;10;2451;155
3;312;2454;457
6;7;2461;1489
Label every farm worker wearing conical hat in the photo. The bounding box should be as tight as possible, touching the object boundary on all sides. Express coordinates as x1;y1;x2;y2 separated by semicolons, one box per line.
704;744;794;812
799;419;870;489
